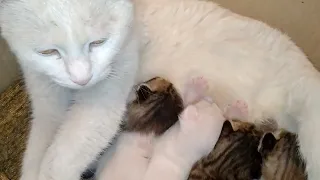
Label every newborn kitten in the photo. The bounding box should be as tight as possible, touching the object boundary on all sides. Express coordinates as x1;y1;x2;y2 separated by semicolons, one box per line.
187;102;263;180
95;76;206;180
143;84;225;180
259;129;307;180
123;77;184;135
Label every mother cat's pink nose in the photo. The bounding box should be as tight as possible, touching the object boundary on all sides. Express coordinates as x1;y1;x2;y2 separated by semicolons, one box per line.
66;57;92;86
70;74;92;86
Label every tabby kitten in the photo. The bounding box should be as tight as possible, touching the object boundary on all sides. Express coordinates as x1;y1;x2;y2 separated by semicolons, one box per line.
188;119;263;180
259;129;307;180
122;77;184;135
96;76;194;180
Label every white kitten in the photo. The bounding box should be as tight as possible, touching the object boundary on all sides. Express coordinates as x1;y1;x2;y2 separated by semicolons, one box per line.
95;132;153;180
0;0;139;180
143;99;225;180
134;0;320;178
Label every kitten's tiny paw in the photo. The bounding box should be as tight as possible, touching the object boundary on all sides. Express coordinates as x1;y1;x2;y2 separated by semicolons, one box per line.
190;76;208;97
137;136;153;157
175;100;224;160
224;100;248;120
192;76;208;92
184;76;209;105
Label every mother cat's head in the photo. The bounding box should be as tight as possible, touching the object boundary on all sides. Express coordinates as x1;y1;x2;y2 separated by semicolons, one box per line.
0;0;134;89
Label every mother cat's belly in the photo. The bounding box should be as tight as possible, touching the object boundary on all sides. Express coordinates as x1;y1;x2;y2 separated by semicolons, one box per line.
134;0;312;132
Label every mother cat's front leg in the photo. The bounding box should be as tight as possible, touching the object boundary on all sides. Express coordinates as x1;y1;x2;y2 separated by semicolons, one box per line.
38;76;137;180
19;73;71;180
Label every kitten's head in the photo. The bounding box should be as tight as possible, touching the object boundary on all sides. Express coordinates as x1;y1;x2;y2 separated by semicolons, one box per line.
124;77;184;135
258;130;307;180
0;0;134;89
198;120;263;180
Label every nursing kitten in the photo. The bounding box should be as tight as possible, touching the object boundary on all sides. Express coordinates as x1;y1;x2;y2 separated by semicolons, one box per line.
96;76;208;180
0;0;138;180
142;98;225;180
259;130;307;180
187;105;263;180
123;77;184;135
142;77;225;180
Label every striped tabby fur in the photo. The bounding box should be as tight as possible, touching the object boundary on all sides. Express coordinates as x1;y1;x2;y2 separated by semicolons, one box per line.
259;130;307;180
121;77;184;136
188;120;264;180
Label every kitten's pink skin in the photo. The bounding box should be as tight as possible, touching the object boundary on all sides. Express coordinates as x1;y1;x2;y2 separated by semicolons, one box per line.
95;133;153;180
176;98;225;162
143;98;225;180
136;135;154;159
224;100;249;121
183;76;209;106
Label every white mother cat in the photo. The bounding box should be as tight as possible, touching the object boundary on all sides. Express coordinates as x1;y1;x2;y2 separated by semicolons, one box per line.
1;0;320;179
0;0;139;180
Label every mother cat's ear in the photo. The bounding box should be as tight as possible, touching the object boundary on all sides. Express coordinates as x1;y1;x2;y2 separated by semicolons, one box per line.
258;132;277;157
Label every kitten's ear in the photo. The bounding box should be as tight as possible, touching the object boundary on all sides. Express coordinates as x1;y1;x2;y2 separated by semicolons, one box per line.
259;132;277;156
220;120;234;136
136;83;152;101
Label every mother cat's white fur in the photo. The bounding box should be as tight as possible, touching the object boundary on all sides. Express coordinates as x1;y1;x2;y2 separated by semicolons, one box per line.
133;0;320;179
1;0;320;179
0;0;139;180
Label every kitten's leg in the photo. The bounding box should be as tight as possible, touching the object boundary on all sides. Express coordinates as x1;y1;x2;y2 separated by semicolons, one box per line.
20;73;70;180
223;100;249;121
177;99;225;161
96;133;153;180
143;98;225;180
183;76;209;105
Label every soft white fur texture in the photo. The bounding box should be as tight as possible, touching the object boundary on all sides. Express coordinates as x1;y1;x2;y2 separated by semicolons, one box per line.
0;0;139;180
132;0;320;179
1;0;320;179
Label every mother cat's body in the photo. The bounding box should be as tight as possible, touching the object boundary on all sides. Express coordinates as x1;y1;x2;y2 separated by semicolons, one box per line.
134;0;319;178
1;0;319;179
